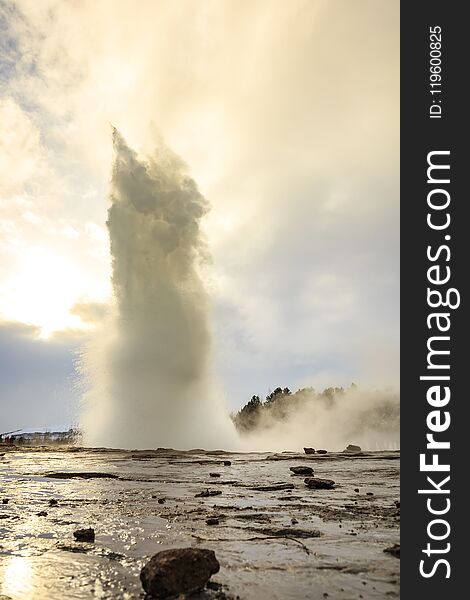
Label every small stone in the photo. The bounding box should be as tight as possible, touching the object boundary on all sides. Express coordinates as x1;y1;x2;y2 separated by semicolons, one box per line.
366;492;374;496
2;499;8;504
303;447;316;454
384;543;400;558
223;461;231;466
195;489;222;498
140;547;220;598
206;518;219;525
73;528;95;542
344;444;362;453
49;499;58;506
316;449;328;454
304;477;335;490
290;466;314;476
291;518;298;525
37;511;48;517
157;498;166;504
354;488;359;493
209;473;221;478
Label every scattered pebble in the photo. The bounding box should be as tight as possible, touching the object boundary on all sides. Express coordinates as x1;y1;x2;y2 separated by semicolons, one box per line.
384;543;400;558
73;528;95;543
304;477;335;490
195;489;222;498
290;466;314;476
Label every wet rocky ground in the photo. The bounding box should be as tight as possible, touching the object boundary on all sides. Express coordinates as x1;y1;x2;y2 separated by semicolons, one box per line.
0;447;399;599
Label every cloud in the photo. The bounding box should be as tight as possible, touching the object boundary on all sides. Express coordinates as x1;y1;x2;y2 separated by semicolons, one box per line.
70;300;108;325
1;0;399;413
0;96;42;195
0;319;83;432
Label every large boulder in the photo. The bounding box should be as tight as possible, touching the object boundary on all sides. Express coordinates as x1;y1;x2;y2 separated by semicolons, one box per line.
290;466;314;476
140;547;220;598
304;477;335;490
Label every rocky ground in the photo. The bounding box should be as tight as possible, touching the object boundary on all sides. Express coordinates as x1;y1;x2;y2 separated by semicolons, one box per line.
0;447;400;599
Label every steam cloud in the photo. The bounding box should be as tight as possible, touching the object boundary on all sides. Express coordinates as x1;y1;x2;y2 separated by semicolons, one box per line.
80;130;238;449
235;386;399;452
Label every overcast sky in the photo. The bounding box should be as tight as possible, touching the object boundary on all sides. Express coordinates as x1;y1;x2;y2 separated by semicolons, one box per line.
0;0;399;433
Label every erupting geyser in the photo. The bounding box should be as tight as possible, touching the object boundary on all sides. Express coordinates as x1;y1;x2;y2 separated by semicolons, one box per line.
80;130;238;449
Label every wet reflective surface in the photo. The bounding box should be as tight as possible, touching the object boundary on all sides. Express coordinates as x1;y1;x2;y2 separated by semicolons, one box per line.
0;448;399;599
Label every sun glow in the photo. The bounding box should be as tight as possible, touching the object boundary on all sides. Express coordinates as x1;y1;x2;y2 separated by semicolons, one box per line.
0;246;103;338
1;555;34;598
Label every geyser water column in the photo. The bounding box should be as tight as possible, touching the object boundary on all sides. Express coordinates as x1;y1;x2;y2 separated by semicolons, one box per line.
81;130;238;449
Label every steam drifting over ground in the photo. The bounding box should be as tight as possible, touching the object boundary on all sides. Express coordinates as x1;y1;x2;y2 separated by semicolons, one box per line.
80;131;238;449
234;386;400;452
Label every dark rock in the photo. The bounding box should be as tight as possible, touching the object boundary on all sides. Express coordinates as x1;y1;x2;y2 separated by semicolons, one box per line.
2;499;8;504
316;449;328;454
49;499;58;506
303;447;316;454
37;511;48;517
223;461;231;466
290;466;314;476
140;547;220;598
291;518;298;525
394;500;400;508
354;488;359;493
366;492;374;496
195;489;222;498
304;477;335;490
344;444;362;453
157;498;166;504
209;473;221;478
206;517;219;525
384;543;400;558
46;472;120;479
73;528;95;542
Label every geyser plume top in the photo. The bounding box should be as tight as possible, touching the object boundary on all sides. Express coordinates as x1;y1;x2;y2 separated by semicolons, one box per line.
81;130;238;449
